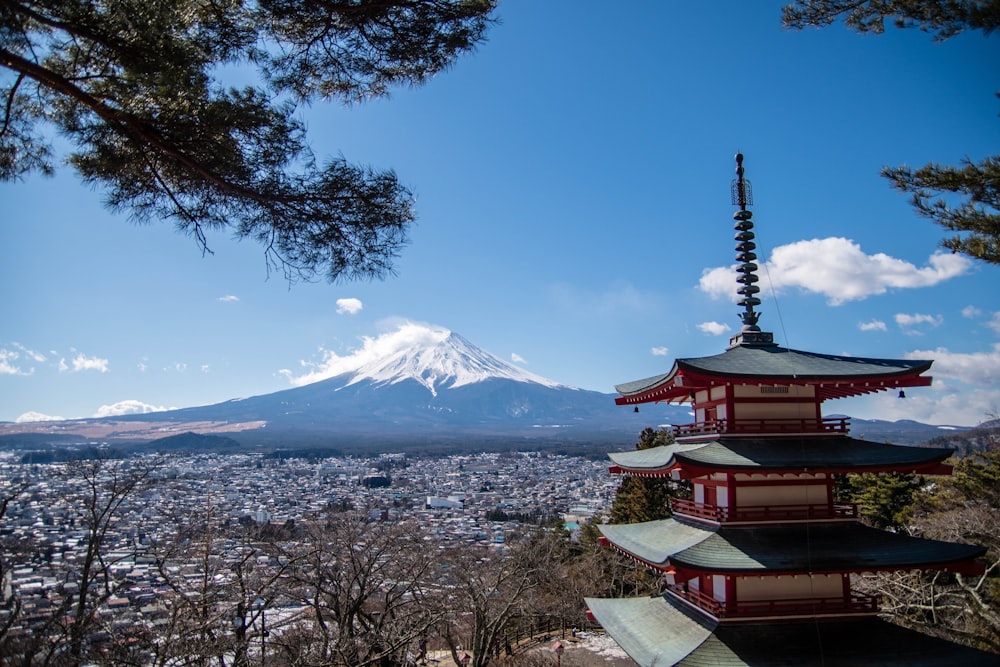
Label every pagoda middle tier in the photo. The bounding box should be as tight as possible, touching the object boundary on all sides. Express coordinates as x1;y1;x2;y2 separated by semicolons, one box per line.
607;436;955;525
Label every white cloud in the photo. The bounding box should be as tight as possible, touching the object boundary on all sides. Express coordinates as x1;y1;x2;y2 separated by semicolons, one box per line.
511;352;526;364
858;320;887;332
895;313;943;328
905;344;1000;386
0;349;33;376
201;364;210;373
989;312;1000;336
283;321;449;386
699;239;971;305
962;305;982;319
171;363;188;372
842;386;1000;427
336;298;364;315
697;321;731;336
651;346;670;356
137;359;148;372
15;411;64;423
218;295;240;303
70;353;109;373
94;400;168;418
13;343;46;362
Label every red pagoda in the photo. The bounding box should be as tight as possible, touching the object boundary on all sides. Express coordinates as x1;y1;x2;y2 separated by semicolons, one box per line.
585;154;994;666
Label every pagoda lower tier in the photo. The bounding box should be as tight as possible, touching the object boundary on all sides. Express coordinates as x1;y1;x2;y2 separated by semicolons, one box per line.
584;595;1000;666
597;518;985;623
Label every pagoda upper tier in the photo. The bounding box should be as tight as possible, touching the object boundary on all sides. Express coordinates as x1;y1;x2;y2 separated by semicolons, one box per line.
615;339;933;440
615;341;933;406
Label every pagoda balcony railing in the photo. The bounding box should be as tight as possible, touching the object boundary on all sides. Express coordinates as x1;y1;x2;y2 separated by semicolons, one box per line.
670;499;858;523
672;417;849;439
666;585;878;619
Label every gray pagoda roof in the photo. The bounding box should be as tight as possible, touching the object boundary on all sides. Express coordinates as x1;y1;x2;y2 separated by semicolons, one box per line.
585;594;999;666
615;344;933;404
607;437;953;475
598;519;985;573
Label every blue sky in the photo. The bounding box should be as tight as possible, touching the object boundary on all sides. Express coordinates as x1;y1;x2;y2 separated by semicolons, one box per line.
2;1;999;427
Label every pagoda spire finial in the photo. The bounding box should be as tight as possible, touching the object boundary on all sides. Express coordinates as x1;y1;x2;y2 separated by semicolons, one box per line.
732;152;761;331
728;153;775;348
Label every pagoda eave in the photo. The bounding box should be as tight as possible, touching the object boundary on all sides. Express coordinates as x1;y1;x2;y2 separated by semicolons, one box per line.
615;370;933;406
607;439;955;479
670;459;953;479
597;520;987;576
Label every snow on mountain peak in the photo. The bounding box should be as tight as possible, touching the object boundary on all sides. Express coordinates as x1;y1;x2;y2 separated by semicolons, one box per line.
288;322;567;395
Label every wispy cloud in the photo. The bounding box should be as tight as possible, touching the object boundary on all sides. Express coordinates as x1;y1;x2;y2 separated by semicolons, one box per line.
547;280;660;317
336;298;364;315
962;305;982;319
651;346;670;356
989;312;1000;336
0;349;34;376
218;295;240;303
697;321;731;336
511;352;526;364
858;320;887;332
66;353;109;373
895;313;943;329
281;321;450;386
699;239;971;305
14;343;46;362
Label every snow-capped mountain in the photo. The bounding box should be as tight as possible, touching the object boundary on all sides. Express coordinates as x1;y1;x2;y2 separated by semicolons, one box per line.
331;325;565;396
14;324;689;452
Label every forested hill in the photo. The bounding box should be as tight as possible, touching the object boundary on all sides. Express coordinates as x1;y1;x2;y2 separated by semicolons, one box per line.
921;420;1000;458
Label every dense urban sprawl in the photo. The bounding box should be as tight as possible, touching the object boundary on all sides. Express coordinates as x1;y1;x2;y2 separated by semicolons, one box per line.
0;449;620;663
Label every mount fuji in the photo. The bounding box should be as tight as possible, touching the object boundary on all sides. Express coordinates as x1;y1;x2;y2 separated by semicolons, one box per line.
2;325;689;454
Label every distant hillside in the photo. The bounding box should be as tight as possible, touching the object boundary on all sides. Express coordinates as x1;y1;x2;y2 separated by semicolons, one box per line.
920;419;1000;457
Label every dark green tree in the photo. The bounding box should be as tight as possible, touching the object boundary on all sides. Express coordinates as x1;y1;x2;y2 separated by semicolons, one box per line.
782;0;1000;264
837;471;920;530
609;427;686;525
0;0;497;281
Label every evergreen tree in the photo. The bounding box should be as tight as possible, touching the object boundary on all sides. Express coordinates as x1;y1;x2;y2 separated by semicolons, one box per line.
0;0;497;281
838;471;920;530
782;0;1000;264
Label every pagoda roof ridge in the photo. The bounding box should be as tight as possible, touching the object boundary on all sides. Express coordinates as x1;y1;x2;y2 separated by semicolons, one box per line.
607;437;954;476
598;520;986;574
585;595;1000;666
